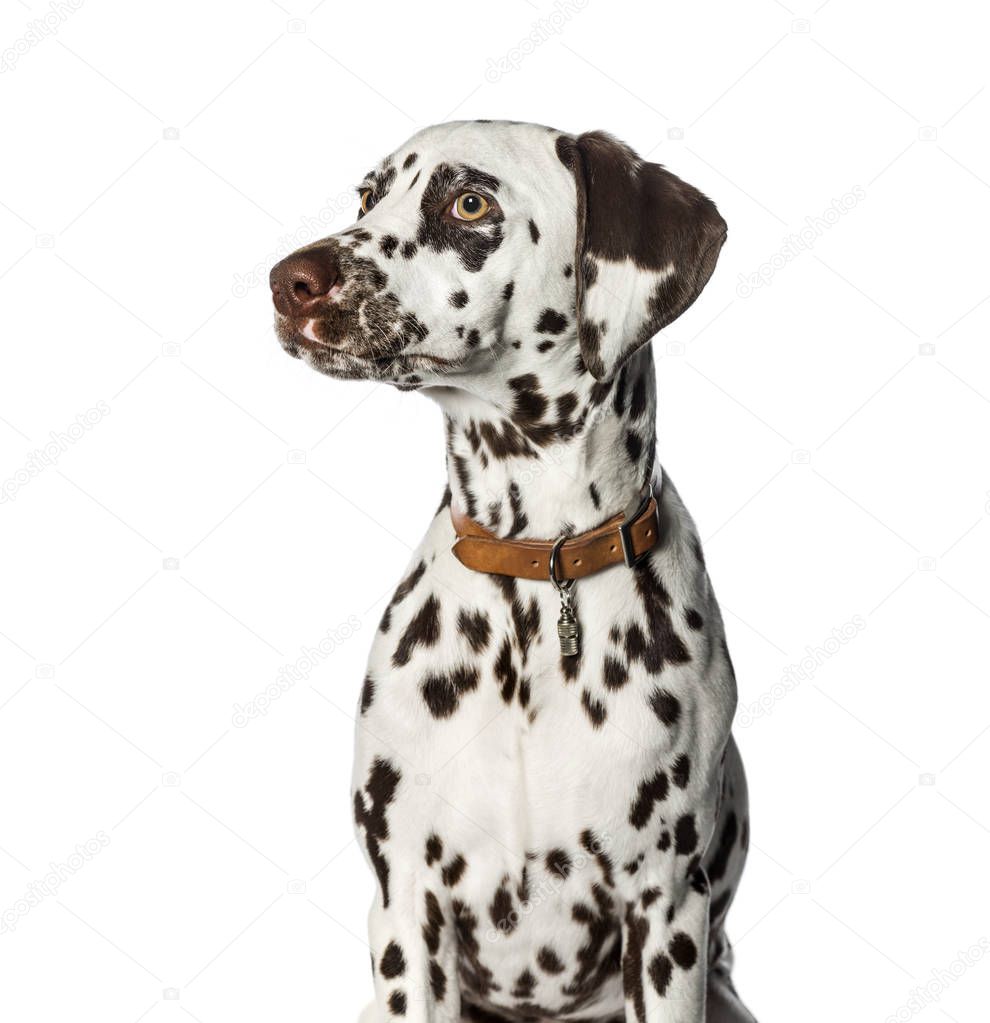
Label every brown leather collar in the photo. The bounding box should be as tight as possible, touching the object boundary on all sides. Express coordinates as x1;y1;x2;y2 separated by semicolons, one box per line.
451;489;661;582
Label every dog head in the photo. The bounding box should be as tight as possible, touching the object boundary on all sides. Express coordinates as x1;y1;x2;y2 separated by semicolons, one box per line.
270;121;725;388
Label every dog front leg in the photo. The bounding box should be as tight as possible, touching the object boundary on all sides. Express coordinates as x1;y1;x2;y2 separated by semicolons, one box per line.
367;882;460;1023
621;870;710;1023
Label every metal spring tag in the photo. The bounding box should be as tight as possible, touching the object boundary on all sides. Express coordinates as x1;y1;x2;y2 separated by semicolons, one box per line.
550;537;580;657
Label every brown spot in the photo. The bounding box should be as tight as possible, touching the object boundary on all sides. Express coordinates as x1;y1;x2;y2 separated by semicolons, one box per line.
421;666;479;719
353;758;401;907
360;674;375;714
537;946;566;974
629;769;669;829
669;932;697;970
425;834;443;866
442;854;467;887
380;942;406;979
457;608;491;653
422;890;443;954
511;968;536;999
672;753;691;789
581;689;606;728
379;561;426;633
674;814;699;856
489;877;516;935
622;905;650;1023
649;953;673;997
535;308;567;334
545;848;572;879
641;887;662;908
429;959;446;1001
603;655;628;690
393;594;441;667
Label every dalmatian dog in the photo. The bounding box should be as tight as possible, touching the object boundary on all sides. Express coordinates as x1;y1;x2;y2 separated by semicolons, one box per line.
270;121;756;1023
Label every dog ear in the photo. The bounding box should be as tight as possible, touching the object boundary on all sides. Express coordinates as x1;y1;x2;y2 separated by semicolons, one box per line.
556;131;727;380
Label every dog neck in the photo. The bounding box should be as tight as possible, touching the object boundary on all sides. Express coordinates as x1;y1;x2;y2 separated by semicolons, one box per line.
426;343;658;541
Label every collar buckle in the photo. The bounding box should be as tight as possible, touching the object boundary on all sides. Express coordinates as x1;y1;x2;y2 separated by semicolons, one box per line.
618;487;655;568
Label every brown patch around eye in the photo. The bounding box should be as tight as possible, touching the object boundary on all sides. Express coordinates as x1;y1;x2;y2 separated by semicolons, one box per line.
417;164;504;272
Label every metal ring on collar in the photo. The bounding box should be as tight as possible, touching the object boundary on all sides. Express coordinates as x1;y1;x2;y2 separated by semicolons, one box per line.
548;536;574;595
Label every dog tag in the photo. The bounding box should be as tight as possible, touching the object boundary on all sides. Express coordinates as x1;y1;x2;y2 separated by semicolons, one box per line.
557;590;580;657
549;536;580;657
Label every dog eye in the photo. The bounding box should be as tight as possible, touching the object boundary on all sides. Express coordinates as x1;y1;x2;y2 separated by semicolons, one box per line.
359;189;376;215
451;192;490;222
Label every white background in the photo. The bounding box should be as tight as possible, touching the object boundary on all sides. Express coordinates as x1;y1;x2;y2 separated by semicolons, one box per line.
1;1;989;1021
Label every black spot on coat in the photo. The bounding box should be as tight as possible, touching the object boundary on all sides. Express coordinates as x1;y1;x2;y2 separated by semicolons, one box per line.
380;941;406;979
629;769;669;829
649;953;673;997
393;594;441;667
489;878;516;934
512;968;536;999
429;959;447;1001
537;946;565;974
582;689;606;728
626;431;643;463
425;834;443;866
622;905;650;1023
457;609;491;653
641;887;662;908
380;561;426;633
580;829;615;887
625;562;691;675
669;932;697;970
674;814;699;856
649;688;681;727
360;674;375;714
603;655;628;690
422;890;443;954
354;758;401;906
546;848;572;879
672;753;691;789
535;308;567;334
442;854;467;887
421;666;479;718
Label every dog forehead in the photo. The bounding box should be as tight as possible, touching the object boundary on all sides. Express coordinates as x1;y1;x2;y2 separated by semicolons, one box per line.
379;120;573;197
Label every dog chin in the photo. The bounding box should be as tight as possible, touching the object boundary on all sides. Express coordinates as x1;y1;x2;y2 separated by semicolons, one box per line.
275;316;473;385
281;338;395;382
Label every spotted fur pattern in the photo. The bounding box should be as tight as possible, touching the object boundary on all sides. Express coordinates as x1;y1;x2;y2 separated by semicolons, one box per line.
273;121;755;1023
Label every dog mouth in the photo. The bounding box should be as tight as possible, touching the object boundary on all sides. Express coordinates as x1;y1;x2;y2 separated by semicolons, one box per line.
275;314;462;382
288;317;335;348
270;241;475;383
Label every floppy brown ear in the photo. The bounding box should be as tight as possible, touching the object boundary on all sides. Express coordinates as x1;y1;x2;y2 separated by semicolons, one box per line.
556;131;727;379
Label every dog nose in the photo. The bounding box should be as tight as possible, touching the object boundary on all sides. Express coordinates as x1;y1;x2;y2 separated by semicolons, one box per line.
270;249;339;316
